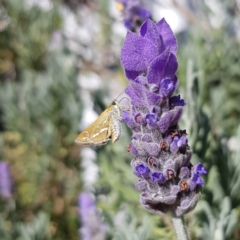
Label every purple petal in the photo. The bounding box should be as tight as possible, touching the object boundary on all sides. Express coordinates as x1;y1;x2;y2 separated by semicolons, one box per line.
156;18;178;54
146;113;157;125
161;52;178;78
191;173;204;185
125;84;141;102
129;143;138;155
140;19;163;52
135;164;150;177
170;136;179;153
158;108;183;133
147;48;169;85
171;107;183;125
177;136;188;148
125;69;141;81
121;111;136;129
147;51;178;86
194;163;208;175
146;91;161;105
121;110;131;123
169;95;186;109
158;111;173;133
159;78;176;98
121;32;159;73
151;171;164;183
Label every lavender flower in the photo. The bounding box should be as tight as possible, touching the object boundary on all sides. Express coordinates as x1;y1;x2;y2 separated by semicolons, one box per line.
120;19;207;216
116;0;151;32
78;193;107;240
0;161;12;198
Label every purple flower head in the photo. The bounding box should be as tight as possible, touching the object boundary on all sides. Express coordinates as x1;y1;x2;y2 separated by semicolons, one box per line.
78;193;107;240
121;19;177;81
0;161;12;198
117;0;151;32
121;18;206;216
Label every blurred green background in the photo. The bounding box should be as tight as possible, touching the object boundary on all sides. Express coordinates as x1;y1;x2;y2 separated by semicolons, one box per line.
0;0;240;239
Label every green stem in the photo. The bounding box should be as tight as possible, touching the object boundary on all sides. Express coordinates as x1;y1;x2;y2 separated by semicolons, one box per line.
171;216;190;240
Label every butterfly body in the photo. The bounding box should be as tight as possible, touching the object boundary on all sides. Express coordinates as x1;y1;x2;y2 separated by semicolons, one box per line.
75;100;122;146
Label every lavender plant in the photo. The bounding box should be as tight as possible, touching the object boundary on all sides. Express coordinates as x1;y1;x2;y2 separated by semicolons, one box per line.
120;18;207;236
78;193;107;240
0;161;12;198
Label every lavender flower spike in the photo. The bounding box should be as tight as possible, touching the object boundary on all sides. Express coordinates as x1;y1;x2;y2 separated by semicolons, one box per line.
0;161;12;198
121;18;207;217
78;193;107;240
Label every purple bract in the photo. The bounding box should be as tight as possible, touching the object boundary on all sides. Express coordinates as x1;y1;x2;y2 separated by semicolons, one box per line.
120;18;207;216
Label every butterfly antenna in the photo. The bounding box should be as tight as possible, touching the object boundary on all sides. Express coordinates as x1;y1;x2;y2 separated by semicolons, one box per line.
115;89;126;100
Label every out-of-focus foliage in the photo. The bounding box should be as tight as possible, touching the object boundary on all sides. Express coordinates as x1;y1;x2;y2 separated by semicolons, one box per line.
0;0;61;79
176;1;240;239
0;0;240;240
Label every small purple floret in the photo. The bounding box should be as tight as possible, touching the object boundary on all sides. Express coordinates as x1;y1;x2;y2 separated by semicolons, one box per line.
160;78;175;98
191;173;204;185
169;95;186;109
151;172;164;183
135;164;150;177
177;136;188;147
194;163;208;175
146;113;157;125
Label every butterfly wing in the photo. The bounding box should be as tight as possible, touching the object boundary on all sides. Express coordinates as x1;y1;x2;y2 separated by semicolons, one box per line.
75;105;113;146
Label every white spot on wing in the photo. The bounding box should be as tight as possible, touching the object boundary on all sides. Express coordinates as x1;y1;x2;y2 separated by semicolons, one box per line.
92;127;108;138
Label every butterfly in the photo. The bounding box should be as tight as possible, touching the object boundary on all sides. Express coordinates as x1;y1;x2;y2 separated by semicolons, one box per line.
75;100;123;146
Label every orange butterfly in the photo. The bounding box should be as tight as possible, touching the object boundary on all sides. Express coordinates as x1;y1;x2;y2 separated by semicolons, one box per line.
75;100;123;146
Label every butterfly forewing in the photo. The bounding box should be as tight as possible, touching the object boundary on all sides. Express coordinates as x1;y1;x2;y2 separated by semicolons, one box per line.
75;102;122;146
